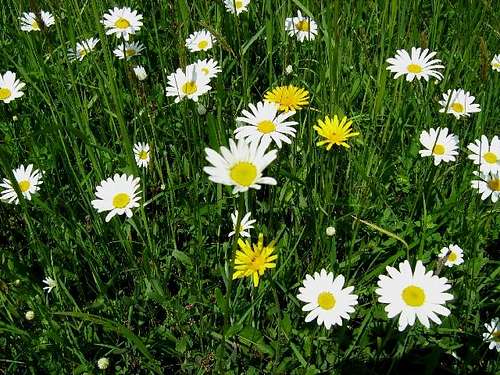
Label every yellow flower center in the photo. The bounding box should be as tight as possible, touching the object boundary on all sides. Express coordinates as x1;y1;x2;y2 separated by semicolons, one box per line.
257;120;276;134
447;251;457;262
235;0;243;9
451;102;464;112
484;152;497;164
112;193;130;209
201;67;209;75
317;291;336;310
487;178;500;192
432;144;445;155
493;330;500;343
138;150;148;160
197;40;209;49
492;63;500;69
125;49;136;57
181;81;198;95
296;20;310;32
251;254;266;270
229;162;257;187
0;87;12;100
407;64;423;74
31;20;40;30
79;49;88;57
401;285;426;307
115;18;130;29
18;180;31;193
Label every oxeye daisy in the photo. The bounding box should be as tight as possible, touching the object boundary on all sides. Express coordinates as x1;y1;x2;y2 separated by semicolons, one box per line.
233;233;277;287
264;85;309;112
113;41;145;60
165;64;211;103
68;37;99;62
195;59;221;80
491;55;500;72
42;276;57;294
376;260;453;331
0;164;43;205
471;171;500;203
467;135;500;174
133;142;150;168
285;10;318;42
0;71;25;104
224;0;250;15
314;115;359;150
297;269;358;329
91;174;141;222
101;7;143;41
185;30;215;52
483;318;500;351
228;210;256;238
235;101;298;149
419;128;459;165
20;11;55;32
133;65;147;81
438;244;464;267
203;139;277;194
438;89;481;119
386;47;444;82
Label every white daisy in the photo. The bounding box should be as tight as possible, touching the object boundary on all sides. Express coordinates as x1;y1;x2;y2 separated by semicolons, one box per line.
133;65;147;81
185;30;215;52
491;54;500;72
101;7;143;41
165;64;211;103
228;210;256;238
224;0;250;15
68;37;99;62
483;318;500;352
113;41;145;60
467;135;500;174
285;10;318;42
203;139;277;194
297;269;358;329
471;171;500;203
20;11;55;32
376;260;453;331
42;277;57;294
419;127;459;165
438;89;481;119
133;142;150;168
91;174;141;222
386;47;444;82
438;244;464;267
195;59;222;80
0;71;25;104
0;164;43;205
235;101;298;149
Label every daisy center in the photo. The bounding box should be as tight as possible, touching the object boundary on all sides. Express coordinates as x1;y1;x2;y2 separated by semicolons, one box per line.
235;0;243;9
487;178;500;192
138;150;148;160
401;285;426;307
0;87;12;100
317;291;336;310
31;20;40;30
432;144;445;155
296;20;310;32
407;64;423;74
201;67;209;75
125;49;136;57
451;102;464;112
229;162;257;187
197;40;209;49
493;330;500;342
493;63;500;69
447;251;457;262
257;120;276;134
79;49;88;57
115;18;131;29
112;193;130;209
181;81;198;95
483;152;497;164
18;180;31;192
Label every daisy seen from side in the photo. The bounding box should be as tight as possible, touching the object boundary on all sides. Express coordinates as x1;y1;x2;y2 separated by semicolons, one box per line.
471;171;500;203
419;127;459;165
483;318;500;352
224;0;250;15
386;47;444;82
467;135;500;174
20;11;55;32
195;59;222;80
68;38;99;62
113;41;145;60
133;65;147;81
228;210;256;238
491;55;500;72
42;276;57;294
0;164;43;205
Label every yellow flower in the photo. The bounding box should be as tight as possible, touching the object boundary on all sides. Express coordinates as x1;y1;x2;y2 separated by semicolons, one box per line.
314;115;359;150
233;233;277;287
264;85;309;112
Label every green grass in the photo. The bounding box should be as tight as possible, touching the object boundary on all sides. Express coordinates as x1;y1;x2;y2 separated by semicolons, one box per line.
1;0;499;373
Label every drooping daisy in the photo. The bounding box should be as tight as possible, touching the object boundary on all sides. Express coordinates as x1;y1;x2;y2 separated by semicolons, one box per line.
419;128;459;165
285;10;318;42
376;260;453;331
235;101;298;149
203;139;277;194
20;11;55;32
101;7;143;41
386;47;444;82
42;277;57;294
185;30;215;52
195;59;221;80
113;41;145;60
491;55;500;72
133;143;150;168
228;210;256;238
467;135;500;174
0;71;25;104
314;115;359;150
483;318;500;352
0;164;43;205
438;89;481;119
264;85;309;112
165;64;211;103
233;233;277;287
297;269;358;329
68;37;99;62
224;0;250;15
438;244;464;267
133;65;147;81
471;171;500;203
91;174;141;222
